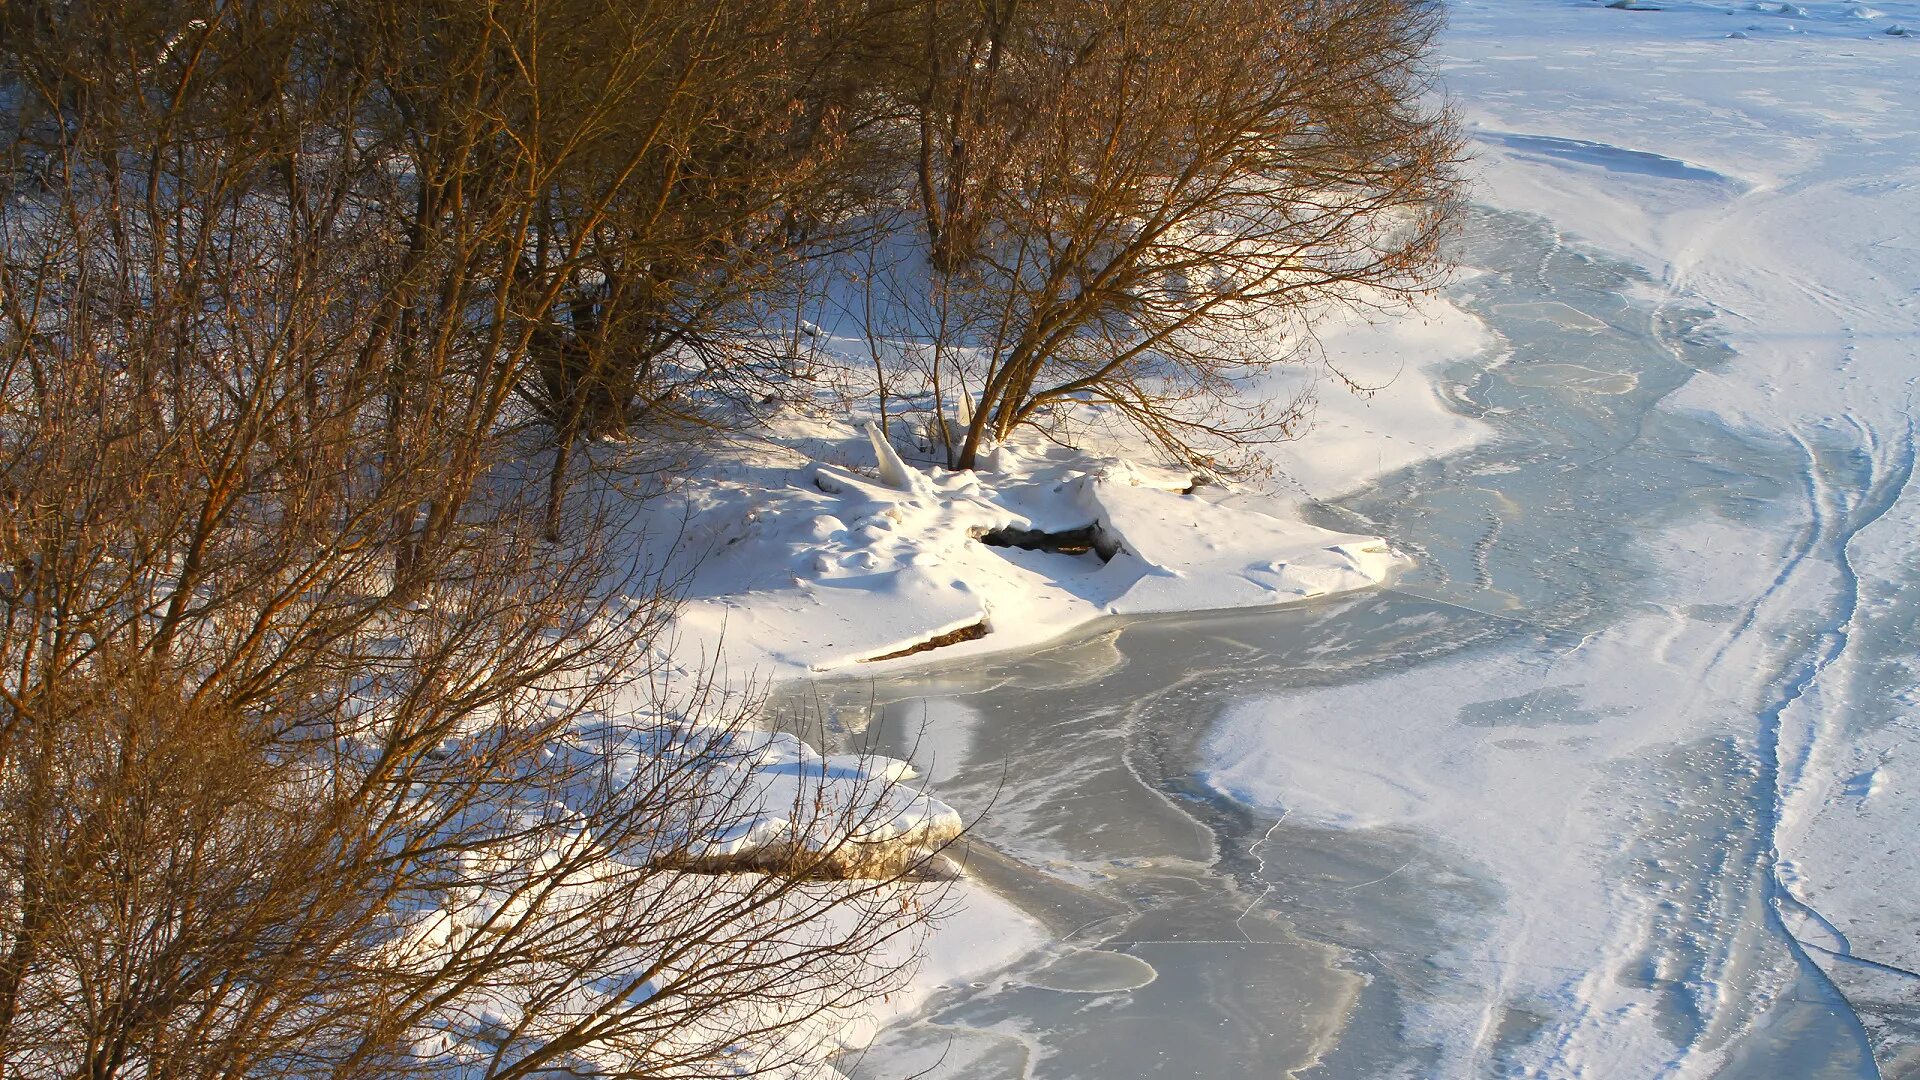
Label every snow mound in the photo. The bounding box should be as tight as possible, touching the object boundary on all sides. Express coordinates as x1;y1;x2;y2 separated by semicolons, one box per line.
651;416;1402;683
1083;468;1399;613
649;725;963;879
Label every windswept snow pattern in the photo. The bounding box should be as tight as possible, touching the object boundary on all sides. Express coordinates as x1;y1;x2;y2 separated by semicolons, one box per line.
1201;1;1920;1076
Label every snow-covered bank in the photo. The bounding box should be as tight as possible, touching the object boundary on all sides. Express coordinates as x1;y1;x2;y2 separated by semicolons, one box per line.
658;422;1399;681
640;725;963;879
642;344;1498;689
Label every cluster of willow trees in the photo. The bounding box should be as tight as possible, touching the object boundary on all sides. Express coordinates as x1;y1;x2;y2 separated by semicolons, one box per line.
0;0;1455;1076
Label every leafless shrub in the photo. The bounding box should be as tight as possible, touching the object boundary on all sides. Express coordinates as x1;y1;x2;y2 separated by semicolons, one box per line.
394;0;909;540
890;0;1463;470
0;3;950;1076
0;0;1465;1071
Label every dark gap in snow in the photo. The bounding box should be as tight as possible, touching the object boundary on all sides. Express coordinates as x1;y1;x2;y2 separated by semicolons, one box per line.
975;523;1117;562
860;620;990;663
657;843;961;881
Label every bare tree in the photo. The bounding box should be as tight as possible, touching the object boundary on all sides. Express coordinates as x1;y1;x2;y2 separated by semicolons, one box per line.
895;0;1462;470
469;0;898;539
0;3;952;1077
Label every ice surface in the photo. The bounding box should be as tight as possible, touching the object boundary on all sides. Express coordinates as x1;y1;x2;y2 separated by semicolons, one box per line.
643;1;1920;1074
834;180;1917;1076
1434;0;1920;1071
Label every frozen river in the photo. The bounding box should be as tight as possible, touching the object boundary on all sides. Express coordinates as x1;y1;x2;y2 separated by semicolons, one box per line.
813;206;1915;1078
